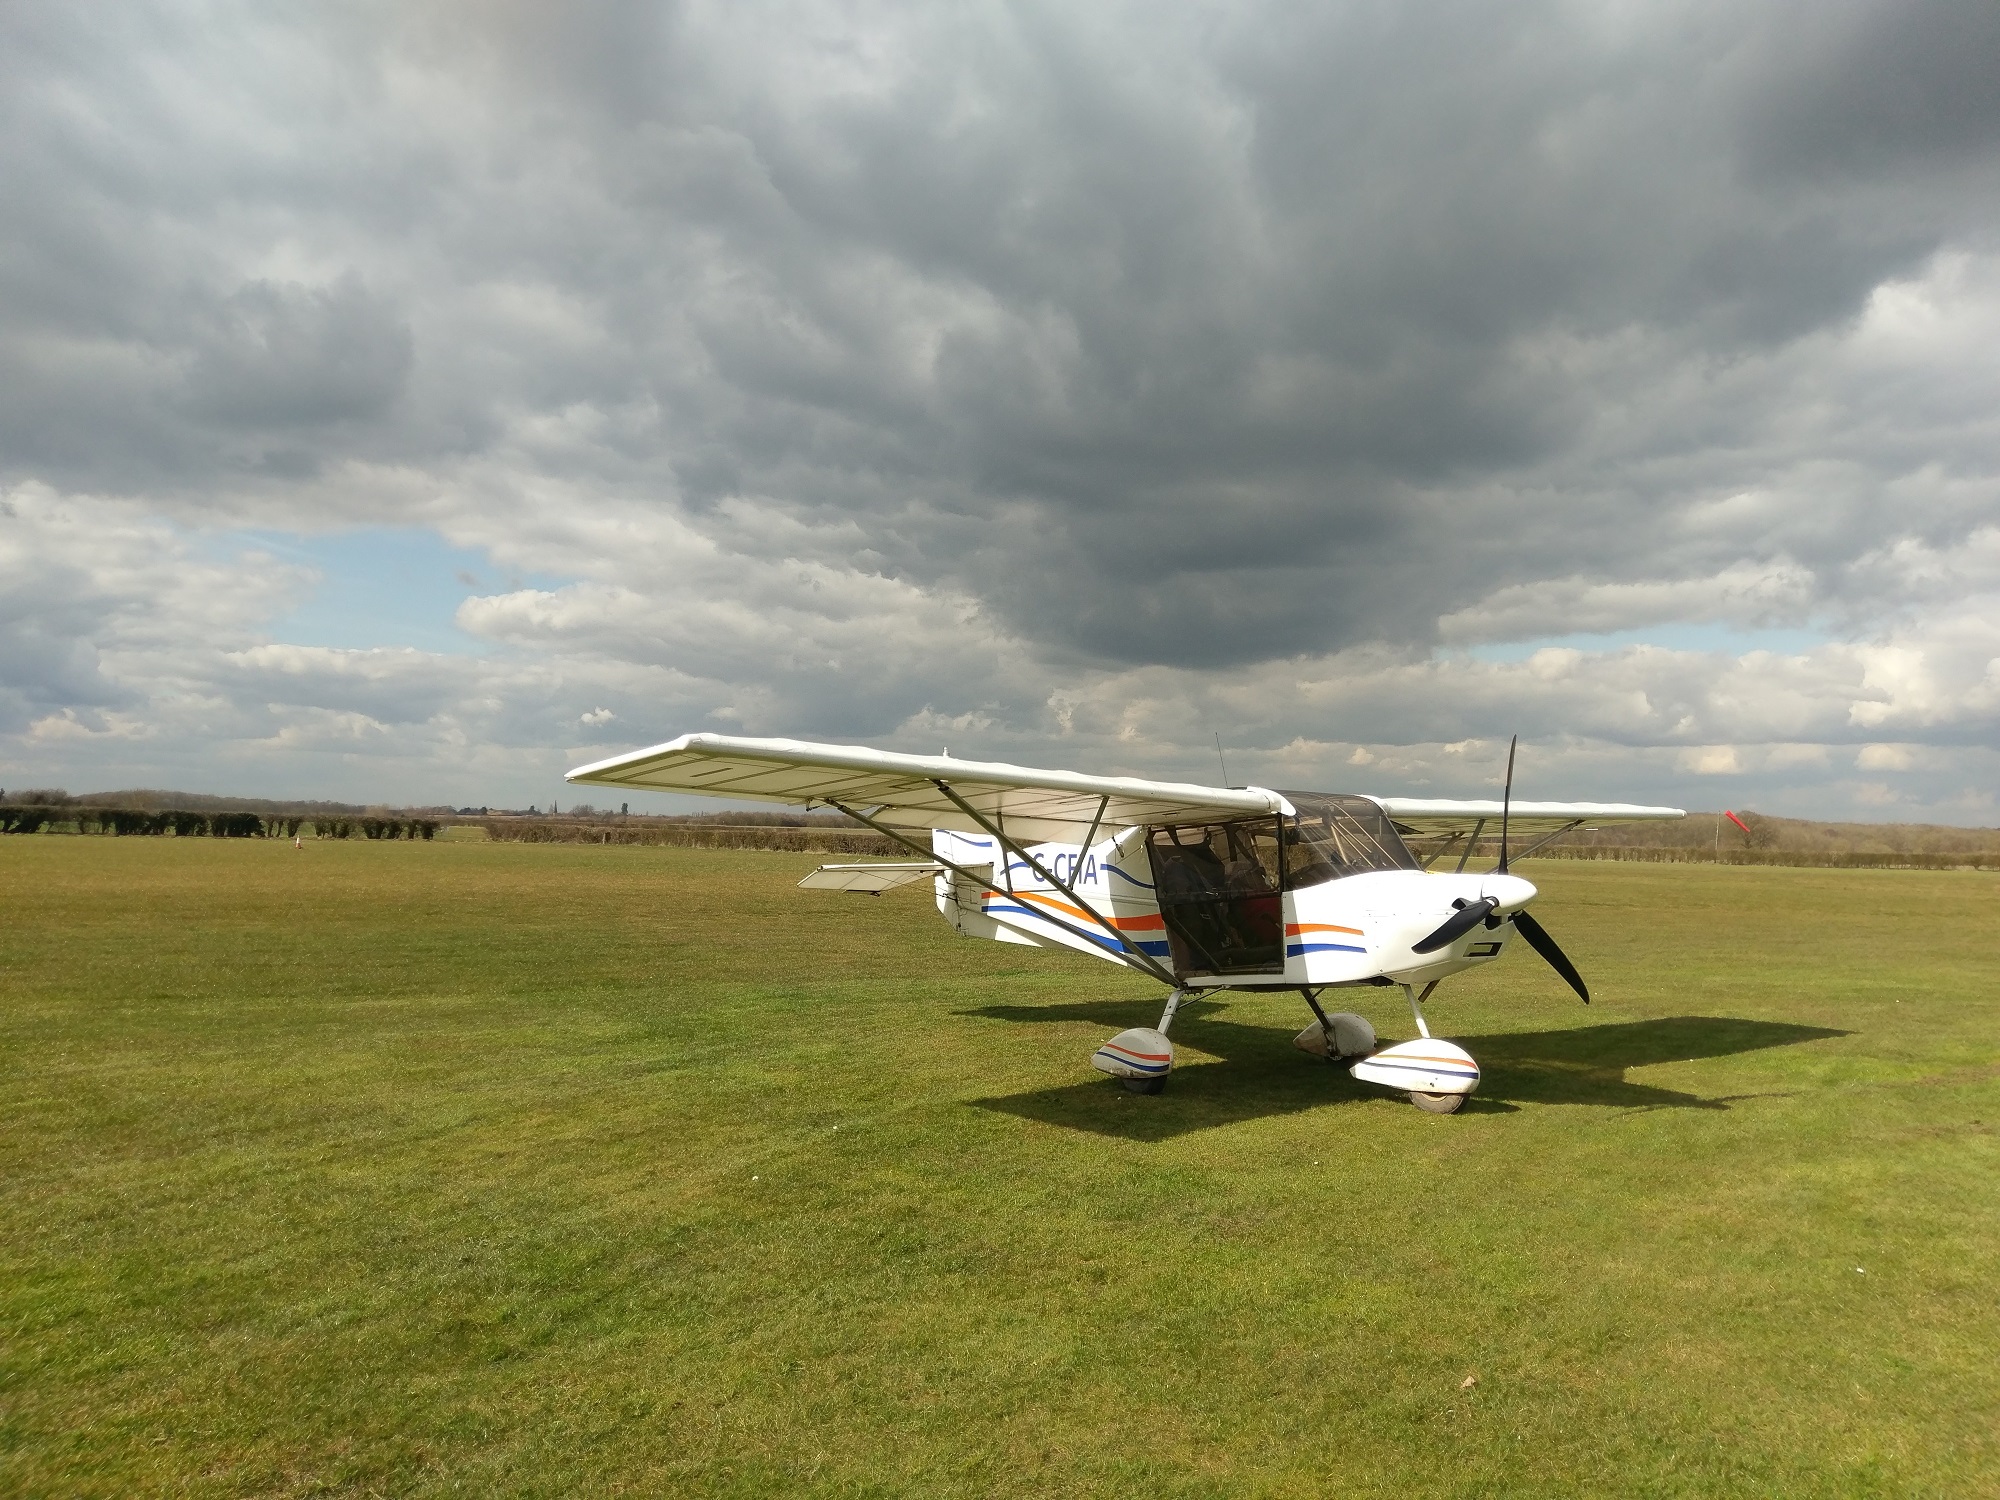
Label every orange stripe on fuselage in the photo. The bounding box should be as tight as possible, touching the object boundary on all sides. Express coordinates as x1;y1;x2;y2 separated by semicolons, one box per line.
983;889;1165;930
1286;922;1364;936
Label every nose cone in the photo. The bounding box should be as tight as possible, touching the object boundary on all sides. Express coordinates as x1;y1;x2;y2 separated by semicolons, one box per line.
1487;873;1538;912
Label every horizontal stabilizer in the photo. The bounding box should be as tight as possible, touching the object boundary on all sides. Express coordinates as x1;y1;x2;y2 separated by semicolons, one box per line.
798;862;943;894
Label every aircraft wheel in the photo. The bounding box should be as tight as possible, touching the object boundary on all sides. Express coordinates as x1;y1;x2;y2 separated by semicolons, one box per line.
1121;1076;1166;1095
1409;1090;1466;1114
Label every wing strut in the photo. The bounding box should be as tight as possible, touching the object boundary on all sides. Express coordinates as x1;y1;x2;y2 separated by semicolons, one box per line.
930;780;1180;986
1416;827;1464;872
1453;819;1486;873
825;795;1177;986
1505;819;1586;863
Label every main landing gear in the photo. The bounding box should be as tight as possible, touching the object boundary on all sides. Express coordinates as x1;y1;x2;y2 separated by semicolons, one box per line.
1089;987;1187;1093
1090;982;1484;1112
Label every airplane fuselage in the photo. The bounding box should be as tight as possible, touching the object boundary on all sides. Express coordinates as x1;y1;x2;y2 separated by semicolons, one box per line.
932;824;1538;991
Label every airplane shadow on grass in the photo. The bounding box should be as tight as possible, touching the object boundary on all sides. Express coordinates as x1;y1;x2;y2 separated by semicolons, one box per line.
963;998;1850;1142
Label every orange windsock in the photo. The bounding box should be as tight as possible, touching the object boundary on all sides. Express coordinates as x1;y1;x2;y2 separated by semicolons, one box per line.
1724;810;1752;835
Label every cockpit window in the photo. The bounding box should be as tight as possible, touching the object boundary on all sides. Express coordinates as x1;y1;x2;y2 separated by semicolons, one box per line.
1278;793;1419;889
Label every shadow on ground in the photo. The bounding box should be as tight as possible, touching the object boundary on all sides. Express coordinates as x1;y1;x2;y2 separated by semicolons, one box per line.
964;998;1849;1141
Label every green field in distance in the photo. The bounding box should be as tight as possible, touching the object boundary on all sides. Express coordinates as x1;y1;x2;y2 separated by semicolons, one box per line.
1;840;1994;1497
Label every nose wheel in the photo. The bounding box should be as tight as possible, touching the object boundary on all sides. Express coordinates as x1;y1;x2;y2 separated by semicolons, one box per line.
1344;983;1482;1111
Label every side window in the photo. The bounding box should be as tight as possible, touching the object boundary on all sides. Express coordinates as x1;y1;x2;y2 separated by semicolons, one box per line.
1282;811;1345;889
1221;819;1282;893
1148;819;1281;901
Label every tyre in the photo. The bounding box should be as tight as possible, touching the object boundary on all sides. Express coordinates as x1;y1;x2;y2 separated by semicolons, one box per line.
1410;1090;1466;1114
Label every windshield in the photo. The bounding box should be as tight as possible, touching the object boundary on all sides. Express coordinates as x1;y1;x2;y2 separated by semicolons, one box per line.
1278;793;1418;889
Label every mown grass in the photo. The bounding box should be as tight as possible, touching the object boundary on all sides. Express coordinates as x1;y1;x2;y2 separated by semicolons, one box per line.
0;840;1994;1497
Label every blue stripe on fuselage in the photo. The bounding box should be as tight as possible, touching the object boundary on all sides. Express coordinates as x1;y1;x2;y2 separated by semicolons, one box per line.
983;902;1170;956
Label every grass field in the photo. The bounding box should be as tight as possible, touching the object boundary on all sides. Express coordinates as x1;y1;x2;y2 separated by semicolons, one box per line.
1;840;1995;1497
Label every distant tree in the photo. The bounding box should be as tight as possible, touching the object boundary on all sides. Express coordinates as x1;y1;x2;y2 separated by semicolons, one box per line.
1736;811;1778;850
416;819;438;839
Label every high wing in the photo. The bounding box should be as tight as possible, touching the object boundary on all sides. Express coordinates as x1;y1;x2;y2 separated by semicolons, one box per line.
566;733;1281;843
1370;797;1686;838
1370;797;1683;864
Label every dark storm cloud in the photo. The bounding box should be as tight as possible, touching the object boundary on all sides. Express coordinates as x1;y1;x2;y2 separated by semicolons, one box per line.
1746;0;2000;180
383;0;1995;665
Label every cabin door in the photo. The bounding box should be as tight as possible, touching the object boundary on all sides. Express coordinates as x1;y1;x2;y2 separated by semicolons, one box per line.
1145;819;1285;977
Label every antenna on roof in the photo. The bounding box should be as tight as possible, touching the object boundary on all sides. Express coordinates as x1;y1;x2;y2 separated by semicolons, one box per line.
1215;733;1230;787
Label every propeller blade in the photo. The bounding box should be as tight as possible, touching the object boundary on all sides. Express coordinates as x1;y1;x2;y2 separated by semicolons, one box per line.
1412;896;1499;954
1511;909;1589;1003
1497;733;1517;874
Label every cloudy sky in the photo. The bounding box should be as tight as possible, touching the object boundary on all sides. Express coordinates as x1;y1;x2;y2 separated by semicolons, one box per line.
4;1;1998;819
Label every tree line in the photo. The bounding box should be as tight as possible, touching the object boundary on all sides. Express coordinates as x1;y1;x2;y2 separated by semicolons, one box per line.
0;807;438;839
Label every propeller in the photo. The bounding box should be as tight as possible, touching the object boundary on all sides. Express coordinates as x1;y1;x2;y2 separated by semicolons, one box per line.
1413;735;1515;954
1510;909;1589;1003
1412;734;1593;1001
1412;895;1498;954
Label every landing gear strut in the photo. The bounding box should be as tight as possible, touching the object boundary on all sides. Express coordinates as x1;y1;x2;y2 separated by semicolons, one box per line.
1397;980;1470;1111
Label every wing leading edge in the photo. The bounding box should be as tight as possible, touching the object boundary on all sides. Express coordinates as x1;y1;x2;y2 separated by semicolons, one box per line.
566;732;1283;843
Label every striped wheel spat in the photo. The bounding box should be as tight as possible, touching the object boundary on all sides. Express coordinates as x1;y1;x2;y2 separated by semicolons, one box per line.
1092;1040;1172;1075
1357;1051;1480;1085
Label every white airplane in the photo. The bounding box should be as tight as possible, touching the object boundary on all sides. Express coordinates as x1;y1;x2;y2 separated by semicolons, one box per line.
567;734;1683;1112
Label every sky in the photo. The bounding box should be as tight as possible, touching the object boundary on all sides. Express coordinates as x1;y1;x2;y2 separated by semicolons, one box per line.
3;0;1998;820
